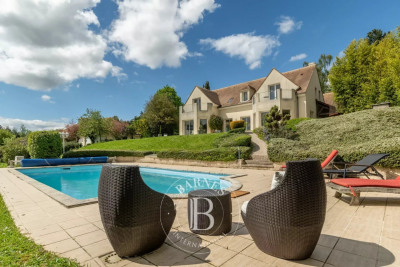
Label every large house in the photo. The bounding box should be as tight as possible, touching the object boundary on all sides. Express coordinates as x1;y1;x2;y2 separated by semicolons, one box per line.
179;64;331;135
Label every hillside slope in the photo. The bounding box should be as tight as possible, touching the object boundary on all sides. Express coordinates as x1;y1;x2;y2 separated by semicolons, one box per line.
268;107;400;168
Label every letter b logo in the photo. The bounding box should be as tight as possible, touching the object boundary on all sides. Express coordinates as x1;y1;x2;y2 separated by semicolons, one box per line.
189;198;215;231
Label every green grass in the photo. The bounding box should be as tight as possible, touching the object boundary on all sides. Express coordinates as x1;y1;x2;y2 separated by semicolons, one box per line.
0;163;7;168
0;194;81;266
80;133;225;152
268;107;400;168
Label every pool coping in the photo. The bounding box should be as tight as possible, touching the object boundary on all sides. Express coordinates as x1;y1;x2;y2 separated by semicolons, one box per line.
10;164;244;208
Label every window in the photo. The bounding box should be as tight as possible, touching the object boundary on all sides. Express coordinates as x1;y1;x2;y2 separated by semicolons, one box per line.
282;110;291;119
225;119;232;132
269;84;280;100
185;121;194;135
193;98;201;110
242;91;248;102
260;112;268;126
199;119;207;134
241;116;251;131
252;96;256;104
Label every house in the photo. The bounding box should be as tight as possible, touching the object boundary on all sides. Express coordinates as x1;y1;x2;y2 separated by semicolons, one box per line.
179;64;327;135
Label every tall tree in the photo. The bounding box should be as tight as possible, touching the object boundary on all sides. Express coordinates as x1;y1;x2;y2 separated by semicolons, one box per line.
366;29;387;45
304;54;333;93
155;85;182;109
143;94;178;136
203;81;210;90
77;109;111;143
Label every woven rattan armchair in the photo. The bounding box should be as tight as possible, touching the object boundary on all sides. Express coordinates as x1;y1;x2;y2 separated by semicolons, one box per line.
241;159;326;260
98;164;176;257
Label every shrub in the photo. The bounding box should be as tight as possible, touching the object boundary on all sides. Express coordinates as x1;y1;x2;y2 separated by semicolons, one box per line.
62;149;152;158
230;120;245;129
0;129;14;146
227;127;245;134
253;127;266;140
213;134;251;148
285;118;311;132
208;115;223;132
2;137;30;162
157;146;251;162
267;107;400;168
64;141;81;153
28;131;62;159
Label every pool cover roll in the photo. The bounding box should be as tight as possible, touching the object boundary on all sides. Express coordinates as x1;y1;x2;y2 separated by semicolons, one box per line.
21;157;108;167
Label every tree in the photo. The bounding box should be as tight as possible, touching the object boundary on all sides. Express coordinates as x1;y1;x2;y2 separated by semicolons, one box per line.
155;85;182;109
77;109;111;143
129;118;150;137
65;123;79;142
108;117;129;140
208;115;223;132
203;81;210;90
0;129;14;146
366;29;387;45
264;105;290;136
304;54;333;93
143;94;178;136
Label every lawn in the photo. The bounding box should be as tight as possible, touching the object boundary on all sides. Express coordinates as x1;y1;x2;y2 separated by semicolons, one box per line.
81;133;225;152
268;107;400;168
0;194;81;266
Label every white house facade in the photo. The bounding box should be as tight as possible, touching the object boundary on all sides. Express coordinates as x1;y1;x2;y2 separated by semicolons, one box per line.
179;64;330;135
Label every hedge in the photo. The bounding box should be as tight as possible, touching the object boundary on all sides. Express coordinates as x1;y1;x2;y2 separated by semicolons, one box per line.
63;149;153;158
157;146;251;162
268;107;400;168
213;134;251;148
28;131;62;159
230;120;245;129
228;127;245;134
1;137;30;163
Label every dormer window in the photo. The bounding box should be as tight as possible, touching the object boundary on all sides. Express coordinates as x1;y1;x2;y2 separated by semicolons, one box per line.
242;91;249;102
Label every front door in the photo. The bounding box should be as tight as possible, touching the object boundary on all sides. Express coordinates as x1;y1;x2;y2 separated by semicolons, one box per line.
185;121;194;135
241;117;251;131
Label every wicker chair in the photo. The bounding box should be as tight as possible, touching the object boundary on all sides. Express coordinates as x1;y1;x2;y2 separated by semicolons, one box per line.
98;164;176;257
241;159;326;260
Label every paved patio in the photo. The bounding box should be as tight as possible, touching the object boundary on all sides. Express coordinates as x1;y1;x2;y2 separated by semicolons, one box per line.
0;163;399;267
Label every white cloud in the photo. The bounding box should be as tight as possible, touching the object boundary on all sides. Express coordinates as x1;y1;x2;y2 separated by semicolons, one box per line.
108;0;219;69
0;0;124;91
275;16;302;35
41;94;55;103
338;50;345;58
200;33;280;69
289;53;307;62
0;117;67;131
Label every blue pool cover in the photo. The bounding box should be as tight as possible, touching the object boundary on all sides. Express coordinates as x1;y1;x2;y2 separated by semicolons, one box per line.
21;157;108;167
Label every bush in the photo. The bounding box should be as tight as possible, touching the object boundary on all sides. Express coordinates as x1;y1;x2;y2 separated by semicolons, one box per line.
213;134;251;148
0;129;14;146
208;115;223;132
2;137;30;162
268;107;400;168
64;141;81;153
285;118;311;132
230;120;245;129
62;149;153;158
253;127;266;140
227;127;245;134
28;131;62;159
157;146;251;161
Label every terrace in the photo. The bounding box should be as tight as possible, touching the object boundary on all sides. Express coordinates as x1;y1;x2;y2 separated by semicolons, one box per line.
0;163;398;267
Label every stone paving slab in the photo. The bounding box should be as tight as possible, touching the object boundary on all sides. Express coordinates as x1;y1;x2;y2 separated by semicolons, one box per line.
1;163;400;266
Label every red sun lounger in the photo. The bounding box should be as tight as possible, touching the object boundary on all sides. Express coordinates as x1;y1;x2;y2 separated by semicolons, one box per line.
281;149;338;170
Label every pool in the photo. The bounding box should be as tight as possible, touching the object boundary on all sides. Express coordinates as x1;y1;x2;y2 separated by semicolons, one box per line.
17;165;231;200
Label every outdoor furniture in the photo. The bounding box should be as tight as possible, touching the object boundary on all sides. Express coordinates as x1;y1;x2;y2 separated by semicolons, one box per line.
281;149;338;170
188;189;231;235
327;176;400;205
8;156;24;167
241;159;326;260
98;164;176;257
323;153;389;179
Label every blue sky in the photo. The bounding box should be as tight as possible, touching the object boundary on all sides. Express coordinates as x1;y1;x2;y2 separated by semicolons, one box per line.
0;0;399;130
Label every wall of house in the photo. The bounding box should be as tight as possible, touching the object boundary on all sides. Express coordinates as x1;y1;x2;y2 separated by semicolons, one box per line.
303;69;321;118
218;104;253;131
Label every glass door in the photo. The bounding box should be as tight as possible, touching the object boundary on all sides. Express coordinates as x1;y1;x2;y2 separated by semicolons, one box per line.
241;117;251;131
185;120;194;135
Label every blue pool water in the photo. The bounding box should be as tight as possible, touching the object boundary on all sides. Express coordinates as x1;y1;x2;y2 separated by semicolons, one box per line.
17;165;230;200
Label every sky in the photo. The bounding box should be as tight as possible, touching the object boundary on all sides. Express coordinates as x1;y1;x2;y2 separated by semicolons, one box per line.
0;0;399;130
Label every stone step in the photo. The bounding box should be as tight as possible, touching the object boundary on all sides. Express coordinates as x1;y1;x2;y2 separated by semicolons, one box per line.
245;160;273;166
251;155;270;161
243;163;275;169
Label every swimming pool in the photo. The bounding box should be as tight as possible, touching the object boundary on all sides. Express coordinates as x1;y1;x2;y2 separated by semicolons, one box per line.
17;165;231;200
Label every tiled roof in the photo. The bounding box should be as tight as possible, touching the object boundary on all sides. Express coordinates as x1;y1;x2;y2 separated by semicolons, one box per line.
323;92;335;106
281;64;316;94
195;65;316;108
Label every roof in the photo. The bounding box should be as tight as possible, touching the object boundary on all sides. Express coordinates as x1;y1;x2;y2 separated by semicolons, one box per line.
323;92;335;106
191;65;317;108
281;64;316;94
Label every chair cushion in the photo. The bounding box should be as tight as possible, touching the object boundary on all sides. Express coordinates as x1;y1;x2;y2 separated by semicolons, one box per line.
331;178;400;188
321;150;338;168
271;171;285;189
241;201;249;215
